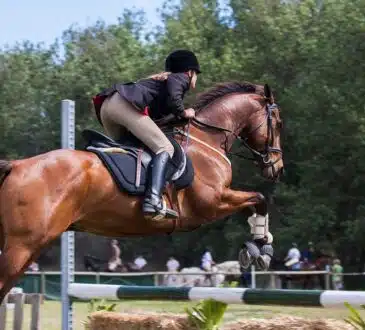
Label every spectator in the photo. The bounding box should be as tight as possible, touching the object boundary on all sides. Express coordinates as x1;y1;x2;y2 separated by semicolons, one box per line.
302;241;315;263
108;239;122;272
166;256;180;272
201;247;215;271
133;255;147;271
332;258;343;290
28;261;39;272
284;243;301;270
165;256;180;286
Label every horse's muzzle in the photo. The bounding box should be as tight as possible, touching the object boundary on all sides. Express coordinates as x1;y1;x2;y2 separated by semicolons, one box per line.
262;160;284;182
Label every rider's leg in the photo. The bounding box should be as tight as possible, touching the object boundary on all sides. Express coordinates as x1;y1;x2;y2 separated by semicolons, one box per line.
100;92;176;220
142;151;174;219
101;92;174;156
100;96;127;141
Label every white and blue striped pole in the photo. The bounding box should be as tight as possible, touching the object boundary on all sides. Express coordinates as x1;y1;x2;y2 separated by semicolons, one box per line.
61;100;75;330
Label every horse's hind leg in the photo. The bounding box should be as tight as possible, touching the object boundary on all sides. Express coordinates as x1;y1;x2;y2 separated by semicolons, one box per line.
0;205;74;303
0;200;75;303
0;240;37;302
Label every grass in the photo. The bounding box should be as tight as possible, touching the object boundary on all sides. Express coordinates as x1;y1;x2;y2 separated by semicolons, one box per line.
5;300;365;330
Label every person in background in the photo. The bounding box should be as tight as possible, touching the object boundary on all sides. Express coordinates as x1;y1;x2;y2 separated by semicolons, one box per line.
302;241;315;263
108;239;122;272
165;256;181;286
166;256;180;272
28;261;39;272
332;258;344;290
133;255;147;271
201;247;215;272
284;243;301;270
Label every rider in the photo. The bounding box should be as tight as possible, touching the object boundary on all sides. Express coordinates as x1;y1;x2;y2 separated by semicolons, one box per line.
92;50;201;220
201;247;215;272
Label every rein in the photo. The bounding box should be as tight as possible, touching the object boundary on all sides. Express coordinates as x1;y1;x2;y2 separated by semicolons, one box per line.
175;127;231;166
190;103;283;169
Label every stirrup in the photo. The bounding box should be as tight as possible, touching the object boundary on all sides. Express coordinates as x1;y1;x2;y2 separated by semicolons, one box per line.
143;199;178;221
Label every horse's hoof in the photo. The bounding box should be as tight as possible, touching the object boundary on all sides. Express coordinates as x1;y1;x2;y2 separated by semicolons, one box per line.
255;254;272;271
260;244;274;258
238;241;260;270
244;241;261;258
238;248;252;270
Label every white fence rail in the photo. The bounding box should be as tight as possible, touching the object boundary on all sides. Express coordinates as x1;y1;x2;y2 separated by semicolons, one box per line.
21;268;362;291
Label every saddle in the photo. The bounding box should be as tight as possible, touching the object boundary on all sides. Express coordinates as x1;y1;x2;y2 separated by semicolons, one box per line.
81;129;194;196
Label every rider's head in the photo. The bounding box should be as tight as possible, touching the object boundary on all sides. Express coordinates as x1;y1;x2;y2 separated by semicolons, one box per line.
165;49;201;89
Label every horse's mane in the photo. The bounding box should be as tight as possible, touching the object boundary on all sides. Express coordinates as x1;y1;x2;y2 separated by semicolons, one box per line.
193;81;264;112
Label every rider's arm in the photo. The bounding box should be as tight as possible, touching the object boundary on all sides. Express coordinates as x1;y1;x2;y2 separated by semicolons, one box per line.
166;73;190;116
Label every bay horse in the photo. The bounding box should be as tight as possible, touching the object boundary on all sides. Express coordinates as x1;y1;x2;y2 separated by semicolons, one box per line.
0;81;284;302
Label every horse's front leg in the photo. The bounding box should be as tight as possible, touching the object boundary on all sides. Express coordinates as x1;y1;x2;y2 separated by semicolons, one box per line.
218;188;274;271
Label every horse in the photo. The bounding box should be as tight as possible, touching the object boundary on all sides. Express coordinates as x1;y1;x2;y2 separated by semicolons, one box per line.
174;261;241;287
0;81;284;302
83;255;149;273
175;266;224;287
215;261;241;274
279;260;318;290
215;261;241;285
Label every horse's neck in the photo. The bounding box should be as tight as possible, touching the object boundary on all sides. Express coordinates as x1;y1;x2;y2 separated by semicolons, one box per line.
188;125;225;154
193;94;256;152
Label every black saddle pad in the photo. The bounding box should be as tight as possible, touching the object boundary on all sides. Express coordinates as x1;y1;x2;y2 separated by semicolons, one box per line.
82;129;194;195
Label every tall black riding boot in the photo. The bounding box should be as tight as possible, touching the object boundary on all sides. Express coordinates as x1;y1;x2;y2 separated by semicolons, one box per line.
142;151;177;220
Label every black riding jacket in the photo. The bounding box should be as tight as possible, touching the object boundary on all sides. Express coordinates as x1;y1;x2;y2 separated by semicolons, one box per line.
93;73;190;125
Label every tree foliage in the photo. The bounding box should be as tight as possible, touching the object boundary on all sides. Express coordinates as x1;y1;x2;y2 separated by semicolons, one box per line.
1;0;364;270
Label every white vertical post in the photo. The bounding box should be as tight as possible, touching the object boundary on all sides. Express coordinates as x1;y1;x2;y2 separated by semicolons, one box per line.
251;265;256;289
61;100;75;330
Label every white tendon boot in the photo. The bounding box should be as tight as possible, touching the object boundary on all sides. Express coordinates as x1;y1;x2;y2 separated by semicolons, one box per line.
238;214;274;271
247;213;273;243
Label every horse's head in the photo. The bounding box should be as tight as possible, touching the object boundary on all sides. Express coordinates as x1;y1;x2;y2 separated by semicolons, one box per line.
193;81;284;181
240;84;284;181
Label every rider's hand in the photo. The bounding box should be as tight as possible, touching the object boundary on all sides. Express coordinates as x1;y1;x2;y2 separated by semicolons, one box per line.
182;108;195;119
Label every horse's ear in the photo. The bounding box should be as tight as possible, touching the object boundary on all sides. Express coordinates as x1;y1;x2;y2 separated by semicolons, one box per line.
264;84;274;103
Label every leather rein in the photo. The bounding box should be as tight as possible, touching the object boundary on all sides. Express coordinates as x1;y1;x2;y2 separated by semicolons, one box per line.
190;102;283;169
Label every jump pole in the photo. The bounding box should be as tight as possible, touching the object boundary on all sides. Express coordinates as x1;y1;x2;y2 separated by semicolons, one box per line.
61;100;76;330
69;284;365;308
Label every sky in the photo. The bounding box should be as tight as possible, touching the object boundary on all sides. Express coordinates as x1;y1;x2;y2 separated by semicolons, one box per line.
0;0;165;47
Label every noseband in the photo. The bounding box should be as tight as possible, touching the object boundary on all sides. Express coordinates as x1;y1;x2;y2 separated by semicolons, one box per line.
192;101;283;169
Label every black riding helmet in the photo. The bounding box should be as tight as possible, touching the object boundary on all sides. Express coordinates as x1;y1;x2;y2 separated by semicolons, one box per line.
165;49;201;74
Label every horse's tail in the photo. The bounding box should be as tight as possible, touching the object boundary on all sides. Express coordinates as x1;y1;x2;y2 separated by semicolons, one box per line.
0;160;12;187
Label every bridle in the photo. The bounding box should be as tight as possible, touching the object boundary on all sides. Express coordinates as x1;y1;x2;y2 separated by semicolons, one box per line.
191;100;283;171
238;102;283;167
